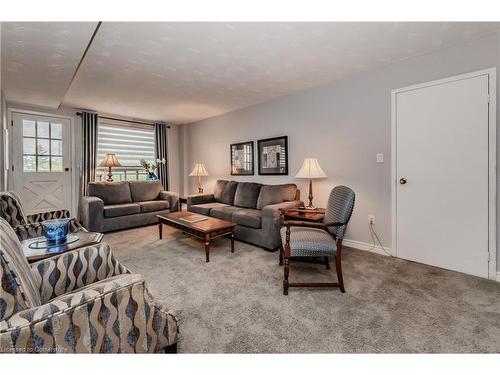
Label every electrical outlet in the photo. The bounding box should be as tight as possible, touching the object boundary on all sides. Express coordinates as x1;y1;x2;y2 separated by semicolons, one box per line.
368;215;375;225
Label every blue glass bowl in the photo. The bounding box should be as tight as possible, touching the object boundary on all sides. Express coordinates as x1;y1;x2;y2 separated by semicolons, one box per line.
42;218;70;246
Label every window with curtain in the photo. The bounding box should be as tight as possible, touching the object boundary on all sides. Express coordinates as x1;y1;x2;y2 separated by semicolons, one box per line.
96;120;156;181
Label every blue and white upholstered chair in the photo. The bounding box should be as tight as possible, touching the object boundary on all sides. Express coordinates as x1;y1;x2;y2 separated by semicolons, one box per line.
0;218;179;353
0;191;85;241
280;186;355;295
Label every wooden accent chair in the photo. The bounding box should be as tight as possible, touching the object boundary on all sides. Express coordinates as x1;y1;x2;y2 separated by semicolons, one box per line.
279;186;355;295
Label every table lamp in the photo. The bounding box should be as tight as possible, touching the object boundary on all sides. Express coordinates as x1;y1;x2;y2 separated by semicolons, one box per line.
189;163;209;193
295;158;327;209
98;153;122;182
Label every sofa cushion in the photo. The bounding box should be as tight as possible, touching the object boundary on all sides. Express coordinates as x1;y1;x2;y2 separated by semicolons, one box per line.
189;202;229;216
256;184;298;209
103;203;141;218
138;200;170;213
209;206;242;221
233;182;262;209
213;180;238;205
88;181;132;205
232;209;262;229
129;180;163;202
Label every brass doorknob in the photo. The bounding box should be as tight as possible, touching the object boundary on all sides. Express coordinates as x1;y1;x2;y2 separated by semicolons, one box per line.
399;178;407;185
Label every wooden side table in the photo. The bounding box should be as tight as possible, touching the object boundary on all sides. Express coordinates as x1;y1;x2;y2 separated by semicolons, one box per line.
281;208;325;222
22;232;104;263
178;196;188;211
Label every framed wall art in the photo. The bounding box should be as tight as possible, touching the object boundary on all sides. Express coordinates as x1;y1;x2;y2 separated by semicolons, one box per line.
257;136;288;175
230;141;254;175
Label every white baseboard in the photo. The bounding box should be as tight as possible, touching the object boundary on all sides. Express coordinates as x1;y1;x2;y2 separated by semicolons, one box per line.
343;238;392;257
344;241;500;282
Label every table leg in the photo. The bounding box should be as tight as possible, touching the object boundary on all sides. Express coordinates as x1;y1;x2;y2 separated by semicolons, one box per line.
230;232;234;253
205;234;210;262
158;222;163;239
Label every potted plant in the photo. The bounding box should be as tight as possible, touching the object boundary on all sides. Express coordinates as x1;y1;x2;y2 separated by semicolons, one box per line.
139;158;166;180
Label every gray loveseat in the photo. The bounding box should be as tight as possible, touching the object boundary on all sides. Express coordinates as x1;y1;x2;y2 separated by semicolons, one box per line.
187;180;302;250
79;180;179;233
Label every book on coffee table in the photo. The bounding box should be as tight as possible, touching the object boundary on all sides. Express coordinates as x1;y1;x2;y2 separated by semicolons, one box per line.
179;213;208;223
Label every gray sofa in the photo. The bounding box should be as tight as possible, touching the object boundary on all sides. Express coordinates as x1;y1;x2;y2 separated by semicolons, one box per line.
187;180;302;250
79;180;179;233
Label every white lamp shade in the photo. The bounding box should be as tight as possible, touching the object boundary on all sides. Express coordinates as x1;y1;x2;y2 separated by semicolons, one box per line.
189;163;209;177
295;158;327;179
98;153;122;167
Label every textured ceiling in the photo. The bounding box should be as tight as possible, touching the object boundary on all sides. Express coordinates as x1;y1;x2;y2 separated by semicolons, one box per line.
1;22;98;108
2;22;498;123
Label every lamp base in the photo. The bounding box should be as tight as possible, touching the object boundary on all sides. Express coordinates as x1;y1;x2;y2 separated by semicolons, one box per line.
106;167;114;182
304;204;317;210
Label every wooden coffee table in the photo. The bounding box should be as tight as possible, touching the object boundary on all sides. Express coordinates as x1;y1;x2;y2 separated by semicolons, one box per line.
158;211;236;262
22;232;104;264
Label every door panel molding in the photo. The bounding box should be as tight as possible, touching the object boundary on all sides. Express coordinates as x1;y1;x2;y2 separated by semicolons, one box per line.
391;68;496;280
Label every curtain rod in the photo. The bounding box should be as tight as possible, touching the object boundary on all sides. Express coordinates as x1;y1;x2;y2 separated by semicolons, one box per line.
76;112;171;128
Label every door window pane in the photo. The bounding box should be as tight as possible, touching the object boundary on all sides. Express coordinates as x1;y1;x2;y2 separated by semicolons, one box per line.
21;118;65;172
23;120;36;137
51;157;63;172
37;156;50;172
23;138;36;154
23;156;36;172
51;123;62;139
51;140;62;156
37;139;50;155
37;122;50;138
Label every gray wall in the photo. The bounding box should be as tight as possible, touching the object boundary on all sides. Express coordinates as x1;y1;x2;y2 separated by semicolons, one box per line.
183;33;500;270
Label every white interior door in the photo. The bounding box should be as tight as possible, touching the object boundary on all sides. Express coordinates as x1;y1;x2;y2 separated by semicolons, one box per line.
11;112;72;214
394;72;492;278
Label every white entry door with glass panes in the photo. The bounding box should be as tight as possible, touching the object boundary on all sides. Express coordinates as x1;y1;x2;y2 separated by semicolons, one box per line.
11;112;72;214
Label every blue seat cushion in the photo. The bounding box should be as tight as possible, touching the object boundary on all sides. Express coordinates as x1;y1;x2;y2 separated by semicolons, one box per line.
280;226;337;256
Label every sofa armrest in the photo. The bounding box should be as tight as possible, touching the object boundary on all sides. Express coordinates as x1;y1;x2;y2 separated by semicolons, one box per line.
261;200;304;220
159;191;179;212
79;196;104;232
259;200;304;250
30;242;129;303
0;273;178;353
187;194;215;206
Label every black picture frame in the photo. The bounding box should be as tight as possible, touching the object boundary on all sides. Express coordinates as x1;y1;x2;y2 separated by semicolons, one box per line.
230;141;254;176
257;136;288;175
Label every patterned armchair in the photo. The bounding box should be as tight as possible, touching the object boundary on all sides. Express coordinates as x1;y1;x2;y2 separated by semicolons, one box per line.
0;191;85;241
279;186;355;295
0;218;178;353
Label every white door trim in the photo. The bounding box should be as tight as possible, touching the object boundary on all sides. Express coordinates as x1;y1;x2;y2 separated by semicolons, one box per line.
7;108;77;217
391;68;497;280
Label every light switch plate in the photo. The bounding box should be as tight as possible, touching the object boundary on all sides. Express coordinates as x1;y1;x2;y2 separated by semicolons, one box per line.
376;153;384;163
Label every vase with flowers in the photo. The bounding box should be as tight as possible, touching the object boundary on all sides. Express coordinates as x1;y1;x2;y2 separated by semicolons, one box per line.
140;158;166;181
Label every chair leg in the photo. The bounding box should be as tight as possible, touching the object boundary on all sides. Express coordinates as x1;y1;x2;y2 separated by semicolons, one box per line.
163;342;178;354
283;256;290;295
279;246;284;266
324;256;330;269
335;241;345;293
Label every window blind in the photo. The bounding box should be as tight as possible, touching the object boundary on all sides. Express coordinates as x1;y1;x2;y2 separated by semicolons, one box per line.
97;122;156;167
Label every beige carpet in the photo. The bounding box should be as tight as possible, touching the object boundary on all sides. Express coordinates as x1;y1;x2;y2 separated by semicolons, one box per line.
104;225;500;353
